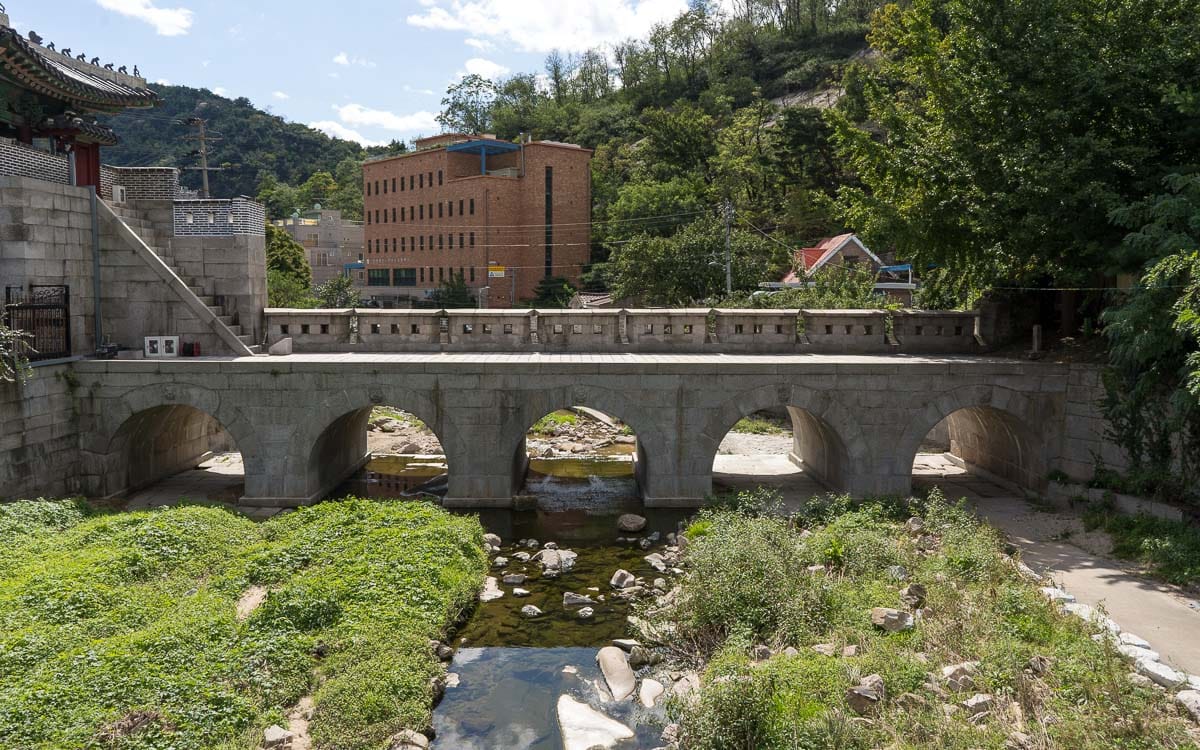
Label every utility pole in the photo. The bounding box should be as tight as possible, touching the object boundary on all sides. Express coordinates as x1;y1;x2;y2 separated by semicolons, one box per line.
182;117;222;198
723;199;733;295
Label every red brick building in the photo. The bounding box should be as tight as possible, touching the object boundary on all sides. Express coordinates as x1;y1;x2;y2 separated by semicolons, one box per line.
361;134;592;306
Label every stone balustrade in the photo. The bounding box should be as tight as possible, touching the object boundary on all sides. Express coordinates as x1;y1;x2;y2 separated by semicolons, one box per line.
264;307;983;354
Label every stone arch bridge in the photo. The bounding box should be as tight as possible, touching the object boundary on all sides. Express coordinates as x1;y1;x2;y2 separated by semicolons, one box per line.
69;351;1093;513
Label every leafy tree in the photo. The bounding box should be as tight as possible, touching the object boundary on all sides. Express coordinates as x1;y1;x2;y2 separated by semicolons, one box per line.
267;269;316;309
608;215;785;305
1100;177;1200;501
314;275;361;309
830;0;1200;287
438;74;496;134
265;223;312;289
530;277;578;308
256;173;302;219
297;171;337;211
717;263;882;309
640;102;717;178
432;271;475;307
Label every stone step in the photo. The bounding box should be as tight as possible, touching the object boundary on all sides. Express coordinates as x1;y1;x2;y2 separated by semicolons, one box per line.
246;345;263;355
237;334;256;347
227;324;243;336
205;304;221;314
217;315;235;326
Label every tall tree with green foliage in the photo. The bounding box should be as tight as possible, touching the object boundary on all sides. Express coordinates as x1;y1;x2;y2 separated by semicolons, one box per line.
609;215;785;305
265;223;313;307
432;271;475;308
438;75;496;134
314;275;361;309
1100;177;1200;501
830;0;1200;288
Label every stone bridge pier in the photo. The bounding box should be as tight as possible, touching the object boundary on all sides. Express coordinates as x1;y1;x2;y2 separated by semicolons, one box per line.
71;353;1073;512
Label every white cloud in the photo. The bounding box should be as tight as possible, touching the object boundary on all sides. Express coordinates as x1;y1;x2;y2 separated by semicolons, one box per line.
201;59;211;68
95;0;194;37
309;120;384;147
408;0;689;53
212;86;228;96
332;51;376;68
403;84;436;95
155;78;171;85
464;37;493;51
272;91;290;100
461;57;509;79
335;103;439;135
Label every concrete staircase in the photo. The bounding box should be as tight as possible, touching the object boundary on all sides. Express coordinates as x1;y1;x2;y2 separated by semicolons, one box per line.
107;204;260;354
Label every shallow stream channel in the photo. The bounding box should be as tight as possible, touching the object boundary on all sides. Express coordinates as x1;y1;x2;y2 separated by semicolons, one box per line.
338;454;696;750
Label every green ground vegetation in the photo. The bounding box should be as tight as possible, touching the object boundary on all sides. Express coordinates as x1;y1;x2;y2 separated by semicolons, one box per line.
1082;500;1200;587
529;410;579;435
639;490;1197;749
0;498;486;750
731;413;790;435
369;406;428;429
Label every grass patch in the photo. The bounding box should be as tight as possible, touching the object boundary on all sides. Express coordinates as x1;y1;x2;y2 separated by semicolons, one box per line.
644;489;1196;749
0;497;487;749
369;406;428;429
529;410;578;435
1083;501;1200;586
731;414;790;435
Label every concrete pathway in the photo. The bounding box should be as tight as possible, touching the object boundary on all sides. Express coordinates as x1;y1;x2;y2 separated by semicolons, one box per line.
916;456;1200;675
123;452;243;510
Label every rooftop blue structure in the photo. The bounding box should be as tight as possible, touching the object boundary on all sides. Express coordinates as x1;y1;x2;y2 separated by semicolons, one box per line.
447;138;521;174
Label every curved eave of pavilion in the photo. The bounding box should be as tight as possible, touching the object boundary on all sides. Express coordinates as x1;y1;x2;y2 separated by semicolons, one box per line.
0;27;159;112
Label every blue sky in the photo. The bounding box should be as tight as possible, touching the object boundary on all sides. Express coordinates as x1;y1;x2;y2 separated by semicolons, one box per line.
7;0;698;146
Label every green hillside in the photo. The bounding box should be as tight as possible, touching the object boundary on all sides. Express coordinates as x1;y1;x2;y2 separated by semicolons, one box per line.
99;84;399;201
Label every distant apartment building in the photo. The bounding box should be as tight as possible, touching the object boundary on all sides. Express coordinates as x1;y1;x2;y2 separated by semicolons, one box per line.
274;208;365;288
361;133;592;306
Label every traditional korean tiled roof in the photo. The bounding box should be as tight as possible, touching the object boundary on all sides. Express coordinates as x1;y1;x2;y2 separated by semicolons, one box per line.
0;26;159;112
42;113;119;145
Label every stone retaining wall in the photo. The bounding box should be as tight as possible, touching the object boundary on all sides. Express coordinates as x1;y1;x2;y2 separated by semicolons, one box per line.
0;363;81;500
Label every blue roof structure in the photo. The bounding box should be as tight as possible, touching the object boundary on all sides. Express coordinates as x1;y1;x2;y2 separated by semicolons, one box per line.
447;138;521;174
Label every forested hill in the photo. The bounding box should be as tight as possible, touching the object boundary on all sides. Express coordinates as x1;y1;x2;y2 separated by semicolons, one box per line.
98;85;395;199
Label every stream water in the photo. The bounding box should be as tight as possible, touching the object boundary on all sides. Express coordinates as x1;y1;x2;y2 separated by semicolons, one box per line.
337;453;692;749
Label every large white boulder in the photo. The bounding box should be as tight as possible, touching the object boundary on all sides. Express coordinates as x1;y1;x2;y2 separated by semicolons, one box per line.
596;646;636;700
556;694;634;750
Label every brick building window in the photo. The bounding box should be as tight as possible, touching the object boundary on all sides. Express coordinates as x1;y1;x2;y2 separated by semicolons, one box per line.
375;180;380;195
400;176;405;192
459;232;464;247
419;268;424;282
375;209;380;223
470;267;475;282
428;203;433;218
366;181;371;196
469;198;475;215
401;237;406;251
383;179;387;194
420;236;425;250
448;200;453;217
409;175;414;190
419;205;424;220
459;199;464;215
470;232;475;247
366;213;371;225
382;210;387;223
391;207;396;222
439;234;444;249
393;268;416;286
449;234;454;249
392;177;396;192
368;269;389;286
439;267;444;281
392;238;397;251
428;171;433;186
419;173;424;189
429;234;433;249
438;170;443;185
438;203;443;218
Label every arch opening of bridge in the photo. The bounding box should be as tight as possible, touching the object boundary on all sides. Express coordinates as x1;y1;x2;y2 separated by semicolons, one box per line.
908;398;1047;499
96;404;245;506
705;399;854;503
307;402;449;502
512;406;645;507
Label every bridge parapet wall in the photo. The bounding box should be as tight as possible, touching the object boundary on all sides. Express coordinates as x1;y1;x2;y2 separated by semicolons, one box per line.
262;308;984;355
